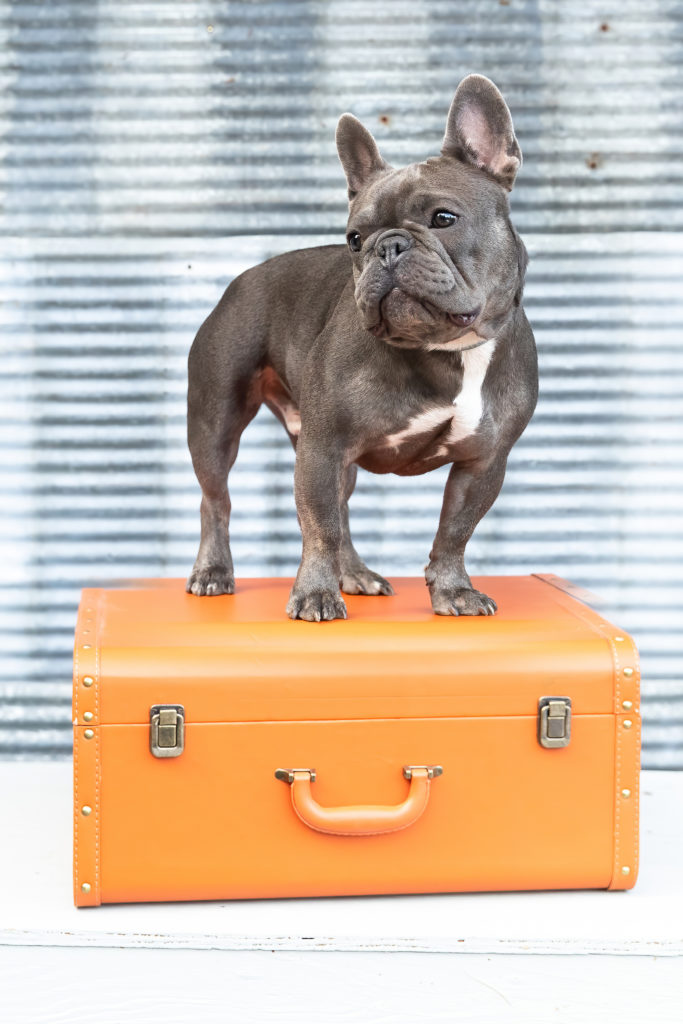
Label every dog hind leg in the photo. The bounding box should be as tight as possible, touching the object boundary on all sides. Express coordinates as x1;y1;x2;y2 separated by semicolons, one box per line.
338;463;394;597
186;308;263;596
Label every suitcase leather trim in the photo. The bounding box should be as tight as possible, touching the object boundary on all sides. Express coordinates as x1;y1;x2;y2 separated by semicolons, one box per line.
72;596;101;908
72;575;641;906
533;575;641;891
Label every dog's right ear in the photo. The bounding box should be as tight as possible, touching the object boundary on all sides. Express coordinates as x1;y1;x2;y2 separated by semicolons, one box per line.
336;114;390;200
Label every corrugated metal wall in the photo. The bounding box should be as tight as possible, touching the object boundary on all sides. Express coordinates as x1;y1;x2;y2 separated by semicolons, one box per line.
1;0;682;766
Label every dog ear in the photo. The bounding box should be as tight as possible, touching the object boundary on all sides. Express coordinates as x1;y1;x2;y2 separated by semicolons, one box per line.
441;75;521;191
336;114;390;200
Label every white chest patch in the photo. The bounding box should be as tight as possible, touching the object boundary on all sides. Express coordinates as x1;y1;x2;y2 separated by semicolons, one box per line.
383;338;496;455
445;338;497;444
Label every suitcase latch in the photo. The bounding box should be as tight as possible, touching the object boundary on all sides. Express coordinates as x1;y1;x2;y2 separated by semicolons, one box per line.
538;696;571;748
150;704;185;758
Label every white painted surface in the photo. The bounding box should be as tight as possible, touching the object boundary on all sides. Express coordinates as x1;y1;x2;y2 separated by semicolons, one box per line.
0;947;681;1024
0;764;681;957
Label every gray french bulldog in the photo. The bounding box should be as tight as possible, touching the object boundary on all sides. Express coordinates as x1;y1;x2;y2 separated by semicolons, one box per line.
186;74;538;620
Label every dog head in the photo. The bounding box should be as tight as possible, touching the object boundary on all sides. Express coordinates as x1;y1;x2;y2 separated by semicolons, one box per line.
336;75;528;350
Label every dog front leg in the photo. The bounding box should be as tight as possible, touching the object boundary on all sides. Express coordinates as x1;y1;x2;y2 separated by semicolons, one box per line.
425;455;508;616
286;434;348;622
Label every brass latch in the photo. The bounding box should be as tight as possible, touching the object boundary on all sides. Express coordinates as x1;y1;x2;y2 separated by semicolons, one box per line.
150;704;185;758
538;696;571;749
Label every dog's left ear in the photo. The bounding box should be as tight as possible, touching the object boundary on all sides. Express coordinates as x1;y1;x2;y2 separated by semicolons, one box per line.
441;75;521;191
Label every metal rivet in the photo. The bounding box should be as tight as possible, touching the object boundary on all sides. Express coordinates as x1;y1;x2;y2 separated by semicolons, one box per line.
81;882;91;893
82;644;91;650
614;636;625;642
83;711;93;722
622;700;633;710
84;729;94;739
621;789;631;798
82;805;92;816
623;720;633;729
623;667;634;677
621;866;631;876
83;676;93;687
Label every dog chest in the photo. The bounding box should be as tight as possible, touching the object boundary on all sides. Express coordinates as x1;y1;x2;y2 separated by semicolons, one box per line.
355;338;497;473
73;575;640;906
383;339;496;454
256;339;495;464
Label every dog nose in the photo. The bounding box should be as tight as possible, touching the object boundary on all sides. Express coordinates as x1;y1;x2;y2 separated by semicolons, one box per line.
375;231;413;269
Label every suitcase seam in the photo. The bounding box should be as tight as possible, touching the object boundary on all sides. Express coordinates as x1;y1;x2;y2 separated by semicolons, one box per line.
535;574;639;890
94;595;101;904
603;627;640;889
533;575;612;645
73;608;80;906
630;636;641;885
73;592;103;906
609;630;623;887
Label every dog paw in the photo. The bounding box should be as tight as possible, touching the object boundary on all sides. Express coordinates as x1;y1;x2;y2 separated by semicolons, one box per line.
286;586;348;622
186;565;235;597
340;565;394;596
429;586;497;617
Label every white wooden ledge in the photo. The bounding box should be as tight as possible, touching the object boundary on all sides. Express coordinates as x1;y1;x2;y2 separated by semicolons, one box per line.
0;763;681;957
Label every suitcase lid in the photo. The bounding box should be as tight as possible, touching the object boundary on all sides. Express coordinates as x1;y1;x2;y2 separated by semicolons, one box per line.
72;575;639;725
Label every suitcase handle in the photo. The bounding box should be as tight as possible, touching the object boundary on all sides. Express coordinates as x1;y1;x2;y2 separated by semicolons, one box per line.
274;765;443;837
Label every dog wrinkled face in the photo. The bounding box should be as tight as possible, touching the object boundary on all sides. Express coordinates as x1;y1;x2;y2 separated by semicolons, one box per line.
336;74;527;350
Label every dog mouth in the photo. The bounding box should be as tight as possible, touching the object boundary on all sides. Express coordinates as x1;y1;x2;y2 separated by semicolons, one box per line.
447;310;478;328
369;291;480;339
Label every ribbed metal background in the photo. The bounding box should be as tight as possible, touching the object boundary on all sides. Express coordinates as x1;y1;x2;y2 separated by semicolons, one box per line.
1;0;682;766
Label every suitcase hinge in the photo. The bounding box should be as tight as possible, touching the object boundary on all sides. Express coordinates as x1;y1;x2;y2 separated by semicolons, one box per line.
538;696;571;749
150;704;185;758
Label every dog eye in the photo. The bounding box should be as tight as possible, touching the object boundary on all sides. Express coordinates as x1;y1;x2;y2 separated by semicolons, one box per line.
347;231;362;252
431;210;458;229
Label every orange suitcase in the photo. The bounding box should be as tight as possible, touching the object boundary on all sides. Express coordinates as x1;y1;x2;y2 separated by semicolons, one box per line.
72;574;640;906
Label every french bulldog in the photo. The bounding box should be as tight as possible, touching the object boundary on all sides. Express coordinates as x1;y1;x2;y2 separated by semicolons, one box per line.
186;74;538;620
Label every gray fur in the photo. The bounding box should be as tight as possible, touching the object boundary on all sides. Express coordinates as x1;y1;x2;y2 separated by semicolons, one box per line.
186;74;538;620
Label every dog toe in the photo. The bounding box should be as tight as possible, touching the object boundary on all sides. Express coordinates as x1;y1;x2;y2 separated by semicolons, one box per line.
187;565;234;597
340;566;394;597
430;586;497;617
287;587;347;622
